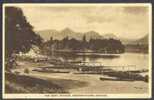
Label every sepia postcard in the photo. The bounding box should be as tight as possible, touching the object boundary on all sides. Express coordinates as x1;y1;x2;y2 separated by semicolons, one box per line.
2;3;152;99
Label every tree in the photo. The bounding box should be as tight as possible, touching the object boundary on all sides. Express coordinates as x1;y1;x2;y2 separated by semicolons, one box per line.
50;36;53;43
81;35;87;50
82;35;86;43
5;7;43;57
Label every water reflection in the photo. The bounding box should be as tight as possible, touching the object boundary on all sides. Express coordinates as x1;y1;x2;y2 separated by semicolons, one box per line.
52;52;149;70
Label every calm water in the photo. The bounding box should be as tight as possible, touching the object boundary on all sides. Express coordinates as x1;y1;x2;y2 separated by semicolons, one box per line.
54;52;149;71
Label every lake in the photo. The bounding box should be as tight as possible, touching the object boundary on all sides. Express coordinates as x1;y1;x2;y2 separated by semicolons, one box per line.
53;52;149;71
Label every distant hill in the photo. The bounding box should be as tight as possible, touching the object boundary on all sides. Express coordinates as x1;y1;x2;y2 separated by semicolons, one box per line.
121;35;148;45
84;31;103;41
124;35;149;53
120;38;135;45
36;28;148;45
36;28;117;41
37;28;83;40
59;28;83;40
37;28;104;41
36;29;59;40
103;33;118;39
135;34;148;45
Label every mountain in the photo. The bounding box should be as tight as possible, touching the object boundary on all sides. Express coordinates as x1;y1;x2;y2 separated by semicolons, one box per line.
36;29;59;40
37;28;104;41
60;28;83;40
120;38;135;45
103;33;118;39
37;28;148;44
124;35;149;53
135;34;148;45
37;28;83;40
120;34;148;45
84;31;103;41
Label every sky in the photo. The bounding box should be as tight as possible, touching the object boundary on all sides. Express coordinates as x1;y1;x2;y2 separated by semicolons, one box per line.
11;4;150;39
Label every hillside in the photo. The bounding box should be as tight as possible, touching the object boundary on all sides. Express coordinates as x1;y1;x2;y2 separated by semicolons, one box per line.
36;28;148;45
36;29;59;40
120;34;148;45
36;28;115;41
103;33;118;39
84;31;103;41
124;35;149;53
135;35;148;45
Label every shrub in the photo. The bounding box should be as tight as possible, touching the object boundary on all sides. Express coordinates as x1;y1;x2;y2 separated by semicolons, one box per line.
144;75;148;82
24;68;29;74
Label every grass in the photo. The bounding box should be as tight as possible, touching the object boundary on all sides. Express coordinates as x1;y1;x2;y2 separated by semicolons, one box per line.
5;72;88;93
5;72;68;93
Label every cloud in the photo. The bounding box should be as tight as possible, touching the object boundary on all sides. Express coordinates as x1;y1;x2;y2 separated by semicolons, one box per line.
10;4;150;39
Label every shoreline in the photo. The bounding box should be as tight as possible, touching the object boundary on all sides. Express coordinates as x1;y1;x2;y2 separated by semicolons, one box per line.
5;63;149;94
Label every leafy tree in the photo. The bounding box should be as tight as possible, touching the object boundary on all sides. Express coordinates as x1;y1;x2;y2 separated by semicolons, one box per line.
5;7;43;57
68;38;81;50
82;35;86;43
50;36;53;43
81;35;87;50
43;36;125;54
62;36;69;49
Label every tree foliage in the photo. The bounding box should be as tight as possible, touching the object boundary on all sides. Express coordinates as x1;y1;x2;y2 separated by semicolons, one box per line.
5;7;43;57
43;35;125;54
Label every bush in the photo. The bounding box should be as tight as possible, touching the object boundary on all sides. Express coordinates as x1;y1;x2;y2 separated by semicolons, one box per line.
14;71;20;75
24;68;29;74
144;75;148;82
